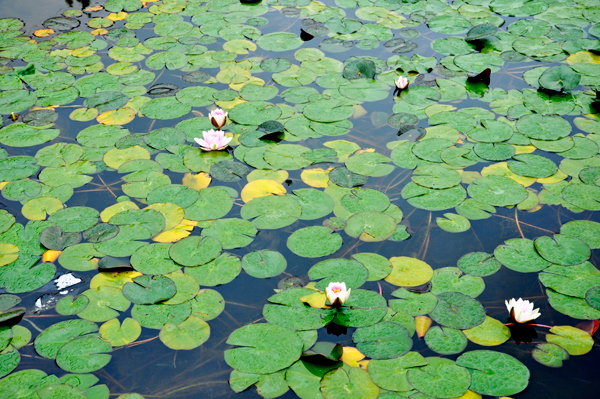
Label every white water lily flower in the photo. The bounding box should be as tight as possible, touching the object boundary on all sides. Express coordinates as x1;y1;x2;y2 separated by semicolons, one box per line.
505;298;541;323
194;129;232;151
395;76;409;90
209;108;227;129
326;282;351;306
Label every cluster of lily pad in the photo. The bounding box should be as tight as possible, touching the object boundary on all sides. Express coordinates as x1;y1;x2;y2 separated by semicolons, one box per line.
0;0;599;396
224;239;598;398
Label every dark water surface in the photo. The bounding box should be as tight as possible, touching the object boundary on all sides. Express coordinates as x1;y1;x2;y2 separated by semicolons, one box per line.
1;0;600;398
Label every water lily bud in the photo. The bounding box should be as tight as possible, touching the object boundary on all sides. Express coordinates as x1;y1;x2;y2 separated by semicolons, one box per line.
194;129;232;151
395;76;409;90
505;298;541;323
209;108;227;129
325;281;351;307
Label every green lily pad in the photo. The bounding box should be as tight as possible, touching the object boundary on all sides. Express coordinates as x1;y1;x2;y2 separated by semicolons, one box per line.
308;258;368;290
389;289;438;316
229;101;282;126
289;188;334;220
401;183;467;211
457;252;501;277
494;238;551;273
225;323;303;374
424;326;468;355
368;352;428;392
508;154;558;178
407;357;471;398
257;32;303;52
516;114;571;140
287;226;342;258
241;195;301;229
286;360;341;399
467;175;528;206
56;295;89;316
345;211;397;242
185;253;241;287
159;315;210;350
191;289;224;321
263;288;336;331
436;213;471;233
201;218;257;249
40;226;81;251
78;286;130;322
131;302;191;330
55;335;112;373
429;292;486;329
346;152;394;177
333;289;387;327
352;253;392;281
184;187;233;221
547;288;600;320
321;365;379;399
430;267;485;297
242;250;286;279
538;65;581;92
169;236;222;267
534;234;591;266
48;207;99;233
463;316;511;346
353;321;412;360
532;343;569;368
130;243;179;275
456;350;529;396
122;275;177;305
546;325;594;355
412;165;461;189
99;317;141;346
141;97;190;120
0;346;19;379
562;183;600;211
0;123;59;147
34;319;98;359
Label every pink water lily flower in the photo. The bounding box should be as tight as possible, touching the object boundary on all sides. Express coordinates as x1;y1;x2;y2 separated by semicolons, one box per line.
209;108;227;129
395;76;409;90
194;129;232;151
505;298;541;323
326;282;351;307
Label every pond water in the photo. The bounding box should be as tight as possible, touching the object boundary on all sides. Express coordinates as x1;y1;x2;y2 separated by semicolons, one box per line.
0;0;600;398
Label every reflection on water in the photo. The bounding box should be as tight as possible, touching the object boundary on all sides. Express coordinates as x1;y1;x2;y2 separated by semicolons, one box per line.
1;0;600;398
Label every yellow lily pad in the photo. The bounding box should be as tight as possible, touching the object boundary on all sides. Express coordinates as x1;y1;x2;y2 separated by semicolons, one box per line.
241;179;286;203
385;257;434;287
301;168;332;188
22;197;63;220
182;172;211;190
97;107;136;125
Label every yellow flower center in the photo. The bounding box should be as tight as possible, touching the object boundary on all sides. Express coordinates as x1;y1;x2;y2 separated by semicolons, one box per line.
332;288;341;293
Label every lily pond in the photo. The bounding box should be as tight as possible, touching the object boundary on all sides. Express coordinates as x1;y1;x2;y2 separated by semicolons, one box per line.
2;0;600;398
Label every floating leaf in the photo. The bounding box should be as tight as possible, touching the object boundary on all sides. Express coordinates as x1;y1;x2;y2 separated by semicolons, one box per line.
532;343;569;368
159;315;210;350
463;316;511;346
287;226;342;258
407;357;471;399
456;351;529;396
99;317;141;346
321;365;379;399
385;257;433;287
429;292;486;330
546;325;594;355
241;250;286;279
225;323;303;374
424;326;468;355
